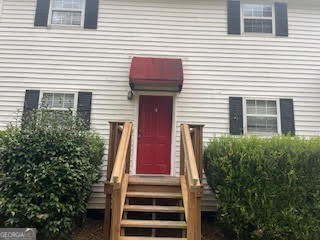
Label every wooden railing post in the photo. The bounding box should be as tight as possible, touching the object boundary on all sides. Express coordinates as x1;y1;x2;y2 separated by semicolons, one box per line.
104;122;128;240
180;123;204;240
103;183;112;240
105;122;132;240
110;187;121;240
190;125;204;182
187;190;202;240
104;122;121;240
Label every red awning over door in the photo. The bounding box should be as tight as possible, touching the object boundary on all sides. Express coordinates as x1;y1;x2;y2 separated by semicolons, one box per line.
129;57;184;92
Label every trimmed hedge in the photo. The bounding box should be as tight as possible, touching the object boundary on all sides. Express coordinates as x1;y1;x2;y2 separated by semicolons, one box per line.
0;110;105;239
204;135;320;240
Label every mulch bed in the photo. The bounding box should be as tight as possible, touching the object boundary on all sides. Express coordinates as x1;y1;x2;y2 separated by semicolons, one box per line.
72;211;104;240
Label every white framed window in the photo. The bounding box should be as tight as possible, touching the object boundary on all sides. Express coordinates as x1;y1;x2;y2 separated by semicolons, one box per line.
243;99;281;135
40;92;78;114
48;0;86;26
241;3;274;34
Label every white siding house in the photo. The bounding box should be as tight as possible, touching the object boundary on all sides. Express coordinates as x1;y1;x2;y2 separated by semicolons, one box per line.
0;0;319;211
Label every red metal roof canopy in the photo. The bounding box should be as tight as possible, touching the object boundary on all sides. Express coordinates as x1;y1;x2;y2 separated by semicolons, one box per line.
129;57;184;92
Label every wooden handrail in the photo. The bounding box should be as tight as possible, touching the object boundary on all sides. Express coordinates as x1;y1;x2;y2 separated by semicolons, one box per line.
180;123;204;240
181;124;201;189
104;121;132;240
110;122;132;189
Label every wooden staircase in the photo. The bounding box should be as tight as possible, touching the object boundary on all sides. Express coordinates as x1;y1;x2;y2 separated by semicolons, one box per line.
104;122;203;240
120;175;186;239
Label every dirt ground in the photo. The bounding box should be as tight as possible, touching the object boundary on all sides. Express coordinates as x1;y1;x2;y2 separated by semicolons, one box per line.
72;217;104;240
72;212;227;240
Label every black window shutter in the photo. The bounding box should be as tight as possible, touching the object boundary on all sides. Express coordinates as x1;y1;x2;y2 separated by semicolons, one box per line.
229;97;243;135
275;2;288;36
84;0;99;29
23;90;40;116
228;0;241;34
77;92;92;129
280;99;295;135
34;0;51;27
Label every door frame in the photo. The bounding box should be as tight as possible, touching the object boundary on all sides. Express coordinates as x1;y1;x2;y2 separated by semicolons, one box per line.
132;91;177;176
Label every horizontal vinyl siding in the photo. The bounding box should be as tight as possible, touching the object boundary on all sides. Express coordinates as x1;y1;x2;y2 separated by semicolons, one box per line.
0;0;319;210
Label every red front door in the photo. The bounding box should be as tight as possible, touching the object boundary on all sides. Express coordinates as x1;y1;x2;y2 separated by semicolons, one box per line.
136;96;173;175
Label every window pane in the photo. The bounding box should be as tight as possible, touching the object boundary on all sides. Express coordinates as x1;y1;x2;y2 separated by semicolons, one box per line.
53;0;63;8
244;19;272;33
247;116;278;133
243;4;272;18
246;100;256;114
53;93;64;108
263;5;272;17
71;12;81;25
263;19;273;33
42;93;53;107
64;94;75;108
72;0;83;9
267;101;277;114
53;0;83;9
63;0;73;8
243;4;253;16
253;4;263;17
257;100;266;114
52;11;81;25
243;5;253;17
52;11;71;25
246;100;277;115
243;9;252;17
42;93;75;110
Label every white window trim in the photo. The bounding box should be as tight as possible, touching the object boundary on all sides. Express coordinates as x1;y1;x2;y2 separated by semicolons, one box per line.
240;2;276;36
47;0;86;28
39;91;78;115
243;98;282;136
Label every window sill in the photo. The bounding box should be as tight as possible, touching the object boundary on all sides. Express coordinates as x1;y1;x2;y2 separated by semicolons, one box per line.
33;25;83;30
33;25;98;31
227;33;288;38
242;32;274;36
48;24;83;30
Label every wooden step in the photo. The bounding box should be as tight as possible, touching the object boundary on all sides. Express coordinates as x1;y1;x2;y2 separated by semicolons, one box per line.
128;184;181;193
129;175;180;186
121;220;187;229
124;205;185;213
120;237;187;240
126;191;182;199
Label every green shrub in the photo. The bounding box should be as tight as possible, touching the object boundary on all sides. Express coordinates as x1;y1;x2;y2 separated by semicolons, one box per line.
0;130;4;178
204;135;320;240
0;109;105;239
